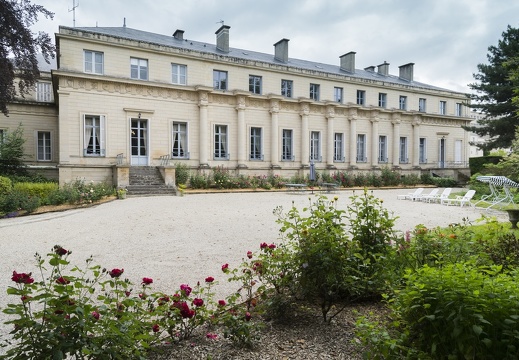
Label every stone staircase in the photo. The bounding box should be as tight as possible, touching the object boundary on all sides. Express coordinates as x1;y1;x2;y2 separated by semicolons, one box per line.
127;167;176;196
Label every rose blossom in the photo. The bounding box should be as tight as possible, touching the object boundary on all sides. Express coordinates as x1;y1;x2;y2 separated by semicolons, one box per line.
56;276;70;285
260;242;268;249
206;333;218;339
152;324;160;333
193;298;204;307
180;284;192;296
218;300;226;306
11;271;34;284
54;245;68;256
245;312;252;321
142;277;153;285
268;243;276;249
205;276;214;283
91;311;100;320
221;263;229;272
108;268;124;278
246;251;253;259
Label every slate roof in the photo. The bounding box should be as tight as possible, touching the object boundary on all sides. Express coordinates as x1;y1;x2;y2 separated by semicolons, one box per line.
66;26;452;93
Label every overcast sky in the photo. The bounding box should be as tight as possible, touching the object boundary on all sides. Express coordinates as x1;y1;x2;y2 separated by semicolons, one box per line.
31;0;519;94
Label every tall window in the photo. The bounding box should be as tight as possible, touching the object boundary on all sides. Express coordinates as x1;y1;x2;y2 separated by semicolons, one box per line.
356;134;366;162
309;84;320;101
334;133;344;161
281;80;293;98
213;70;228;90
214;125;228;159
399;137;408;163
419;98;426;112
172;64;187;85
378;135;388;163
282;129;293;161
131;58;148;80
310;131;320;161
84;50;103;74
399;96;407;110
36;82;52;102
455;140;463;164
419;138;427;164
439;101;447;115
84;115;105;156
172;122;188;158
378;93;387;108
250;127;262;160
37;131;51;161
356;90;365;105
455;103;462;116
334;87;343;103
249;75;262;94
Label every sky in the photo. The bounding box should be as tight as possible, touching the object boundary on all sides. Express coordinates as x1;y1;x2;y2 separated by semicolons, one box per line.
30;0;519;94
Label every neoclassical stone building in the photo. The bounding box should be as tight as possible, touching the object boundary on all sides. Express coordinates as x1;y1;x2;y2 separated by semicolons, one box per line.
4;24;472;186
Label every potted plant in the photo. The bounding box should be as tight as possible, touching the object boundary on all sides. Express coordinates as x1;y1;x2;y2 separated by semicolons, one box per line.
117;188;127;199
176;183;186;197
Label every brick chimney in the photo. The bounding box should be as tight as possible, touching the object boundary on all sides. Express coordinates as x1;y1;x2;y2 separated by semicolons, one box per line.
399;63;414;81
377;61;389;76
173;29;184;41
215;25;230;53
274;38;289;63
339;51;356;73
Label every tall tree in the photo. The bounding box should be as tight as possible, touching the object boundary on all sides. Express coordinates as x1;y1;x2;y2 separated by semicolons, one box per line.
0;0;55;116
464;25;519;152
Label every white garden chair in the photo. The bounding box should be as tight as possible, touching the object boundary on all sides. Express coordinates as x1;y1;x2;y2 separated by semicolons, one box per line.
441;189;476;207
417;188;439;202
424;188;452;203
396;188;424;200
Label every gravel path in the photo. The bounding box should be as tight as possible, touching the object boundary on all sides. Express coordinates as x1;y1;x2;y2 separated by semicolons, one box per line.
0;188;505;354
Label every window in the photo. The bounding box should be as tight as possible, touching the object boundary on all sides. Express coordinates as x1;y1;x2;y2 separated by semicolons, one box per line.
310;131;320;161
282;129;293;161
455;140;463;163
84;50;103;74
456;103;462;116
250;127;262;160
378;93;387;108
281;80;293;98
131;58;148;80
172;64;187;85
214;125;228;159
356;134;366;162
399;137;408;163
213;70;228;90
440;101;447;115
334;87;343;103
309;84;320;101
399;96;407;110
249;75;262;94
356;90;365;105
84;115;105;156
378;135;388;163
172;122;188;158
419;138;427;164
37;131;51;161
36;82;52;102
334;133;344;161
419;98;426;112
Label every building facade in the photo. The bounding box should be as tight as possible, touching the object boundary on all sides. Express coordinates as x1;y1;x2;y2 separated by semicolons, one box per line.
4;24;472;186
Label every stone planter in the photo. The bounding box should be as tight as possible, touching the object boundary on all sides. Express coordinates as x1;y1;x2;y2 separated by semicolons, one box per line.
505;209;519;229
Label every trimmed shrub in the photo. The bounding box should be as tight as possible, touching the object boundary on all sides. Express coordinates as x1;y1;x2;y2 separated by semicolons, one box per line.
189;172;210;189
0;176;13;195
13;182;58;205
432;176;457;187
0;190;40;214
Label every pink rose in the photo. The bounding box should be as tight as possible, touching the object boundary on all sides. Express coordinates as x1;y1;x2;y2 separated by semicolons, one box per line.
109;268;124;278
91;311;100;320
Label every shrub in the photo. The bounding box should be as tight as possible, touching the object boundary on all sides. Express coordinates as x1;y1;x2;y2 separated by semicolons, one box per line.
0;176;12;195
353;172;368;187
420;172;434;185
432;176;457;187
212;166;233;189
189;172;209;189
174;162;190;185
400;174;421;186
332;171;354;187
13;182;58;205
380;167;400;187
0;190;40;215
267;173;287;189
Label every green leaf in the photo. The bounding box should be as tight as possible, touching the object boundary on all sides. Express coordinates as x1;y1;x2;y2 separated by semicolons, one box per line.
472;324;483;336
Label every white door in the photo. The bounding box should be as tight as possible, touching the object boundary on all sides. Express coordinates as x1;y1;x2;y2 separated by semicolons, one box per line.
131;119;148;166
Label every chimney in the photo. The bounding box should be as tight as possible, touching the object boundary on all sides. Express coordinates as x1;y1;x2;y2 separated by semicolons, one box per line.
339;51;356;73
399;63;414;81
274;38;290;63
215;25;230;53
173;29;184;41
364;65;375;72
377;61;389;76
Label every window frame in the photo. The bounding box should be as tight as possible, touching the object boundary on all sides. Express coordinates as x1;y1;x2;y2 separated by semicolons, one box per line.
36;82;52;102
356;134;367;162
172;63;187;85
281;79;293;98
455;103;462;117
214;124;229;160
334;132;344;162
249;127;263;160
419;98;426;112
334;87;343;103
213;70;228;90
83;115;106;157
249;75;262;95
399;95;407;110
281;129;294;161
309;83;320;101
399;137;408;164
439;101;447;115
172;121;189;159
378;93;387;108
84;50;104;75
356;90;366;106
310;131;321;162
378;135;388;163
419;137;427;164
37;131;51;161
130;57;148;80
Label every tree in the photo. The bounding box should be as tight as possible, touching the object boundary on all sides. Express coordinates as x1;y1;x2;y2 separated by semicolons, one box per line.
464;25;519;152
0;123;27;175
0;0;55;116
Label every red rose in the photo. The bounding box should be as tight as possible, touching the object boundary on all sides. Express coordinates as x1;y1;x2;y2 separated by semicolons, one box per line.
173;301;195;318
91;311;100;320
245;312;252;321
193;298;204;307
142;277;153;285
221;263;229;272
139;293;146;299
205;276;214;283
260;242;268;249
268;243;276;249
125;291;131;297
109;268;124;278
56;276;70;285
180;284;192;296
218;300;226;306
11;271;34;284
206;333;217;339
54;245;68;256
158;296;170;305
247;251;253;259
152;324;160;333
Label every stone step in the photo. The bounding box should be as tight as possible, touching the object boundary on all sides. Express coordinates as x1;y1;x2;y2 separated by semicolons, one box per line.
126;185;176;197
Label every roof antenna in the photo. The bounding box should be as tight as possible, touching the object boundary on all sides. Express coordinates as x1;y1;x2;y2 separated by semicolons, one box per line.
123;17;126;28
216;20;224;26
68;0;79;27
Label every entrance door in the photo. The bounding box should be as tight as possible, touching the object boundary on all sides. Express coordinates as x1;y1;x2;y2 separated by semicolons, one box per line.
131;119;148;165
438;138;446;168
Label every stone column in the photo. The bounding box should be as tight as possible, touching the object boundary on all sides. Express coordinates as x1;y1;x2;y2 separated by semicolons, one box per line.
300;102;310;166
392;116;401;167
412;116;421;167
326;106;335;168
270;99;280;168
198;89;209;168
57;90;71;165
236;95;246;168
348;110;358;166
371;114;379;167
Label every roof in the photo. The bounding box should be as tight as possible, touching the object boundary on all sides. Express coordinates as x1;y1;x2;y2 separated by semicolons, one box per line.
65;26;453;93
